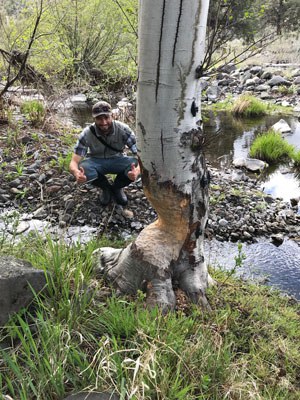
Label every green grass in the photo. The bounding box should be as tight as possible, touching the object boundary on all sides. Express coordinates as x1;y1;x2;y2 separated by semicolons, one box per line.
232;94;268;117
250;129;295;163
0;235;299;399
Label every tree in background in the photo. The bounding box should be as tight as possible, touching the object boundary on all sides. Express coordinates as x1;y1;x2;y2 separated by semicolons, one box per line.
95;0;213;311
48;0;137;83
263;0;300;36
0;0;138;93
0;0;52;98
200;0;275;76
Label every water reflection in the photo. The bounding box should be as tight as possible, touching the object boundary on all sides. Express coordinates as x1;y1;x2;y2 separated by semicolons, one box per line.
205;238;300;300
203;111;300;200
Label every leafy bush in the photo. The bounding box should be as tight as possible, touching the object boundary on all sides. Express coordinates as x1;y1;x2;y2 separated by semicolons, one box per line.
232;94;267;117
20;100;45;126
250;129;295;163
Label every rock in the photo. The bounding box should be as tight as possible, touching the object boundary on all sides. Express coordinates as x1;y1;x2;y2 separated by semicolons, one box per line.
70;94;88;109
250;66;263;75
8;221;30;235
0;256;47;325
206;82;221;101
245;76;260;86
290;197;299;207
271;119;291;133
261;70;273;80
232;158;268;172
255;84;270;92
293;76;300;85
271;233;284;246
260;92;272;100
267;75;292;87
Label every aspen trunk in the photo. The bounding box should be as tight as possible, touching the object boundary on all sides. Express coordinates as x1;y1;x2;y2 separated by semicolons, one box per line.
94;0;212;310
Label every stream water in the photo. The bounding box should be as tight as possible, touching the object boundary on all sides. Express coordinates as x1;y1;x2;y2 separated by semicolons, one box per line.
203;111;300;201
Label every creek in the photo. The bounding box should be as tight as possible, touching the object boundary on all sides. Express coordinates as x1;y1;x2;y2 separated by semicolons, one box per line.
204;110;300;201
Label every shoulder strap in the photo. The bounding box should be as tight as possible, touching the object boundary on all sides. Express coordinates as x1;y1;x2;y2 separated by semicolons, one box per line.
89;125;122;153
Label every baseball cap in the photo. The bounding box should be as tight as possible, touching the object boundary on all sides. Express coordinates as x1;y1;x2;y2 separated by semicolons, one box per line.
92;101;112;118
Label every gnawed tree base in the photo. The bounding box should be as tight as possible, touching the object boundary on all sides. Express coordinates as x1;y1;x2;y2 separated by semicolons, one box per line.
93;167;214;311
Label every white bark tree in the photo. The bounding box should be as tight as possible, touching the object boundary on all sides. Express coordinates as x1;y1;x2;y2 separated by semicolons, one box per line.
94;0;213;311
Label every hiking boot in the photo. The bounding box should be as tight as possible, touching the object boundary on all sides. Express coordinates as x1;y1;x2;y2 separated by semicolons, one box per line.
100;188;111;206
112;187;128;206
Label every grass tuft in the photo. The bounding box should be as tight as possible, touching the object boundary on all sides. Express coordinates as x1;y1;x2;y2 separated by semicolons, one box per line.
250;129;295;163
232;94;268;117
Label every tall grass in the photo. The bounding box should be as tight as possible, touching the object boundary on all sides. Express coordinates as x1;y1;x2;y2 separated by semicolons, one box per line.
232;94;268;117
250;129;295;163
0;235;300;399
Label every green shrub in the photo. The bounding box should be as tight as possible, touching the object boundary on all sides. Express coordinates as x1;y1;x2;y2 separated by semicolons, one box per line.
250;129;295;163
232;94;267;117
20;100;45;126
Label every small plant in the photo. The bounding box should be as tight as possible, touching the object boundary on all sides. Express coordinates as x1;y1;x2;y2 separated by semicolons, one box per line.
232;94;267;117
20;100;45;126
15;188;29;199
50;152;73;173
292;150;300;167
14;161;24;176
6;125;21;146
277;84;296;95
250;129;295;163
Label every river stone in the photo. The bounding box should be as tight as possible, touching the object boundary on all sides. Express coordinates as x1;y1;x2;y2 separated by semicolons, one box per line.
271;119;291;133
232;158;268;172
268;75;292;87
260;92;272;100
255;84;270;92
293;76;300;85
63;392;120;400
0;256;47;325
206;82;221;101
70;94;88;109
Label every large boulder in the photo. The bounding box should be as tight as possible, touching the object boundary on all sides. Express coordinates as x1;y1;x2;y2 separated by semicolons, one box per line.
0;256;47;325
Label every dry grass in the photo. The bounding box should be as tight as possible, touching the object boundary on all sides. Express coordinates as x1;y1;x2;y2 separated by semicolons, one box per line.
246;32;300;66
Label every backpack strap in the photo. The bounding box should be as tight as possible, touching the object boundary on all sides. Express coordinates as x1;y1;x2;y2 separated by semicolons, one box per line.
89;125;122;153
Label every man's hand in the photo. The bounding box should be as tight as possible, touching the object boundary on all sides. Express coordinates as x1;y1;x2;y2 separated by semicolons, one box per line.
74;167;87;184
128;163;141;181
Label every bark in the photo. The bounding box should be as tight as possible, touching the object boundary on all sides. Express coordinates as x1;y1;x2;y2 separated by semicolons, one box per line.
94;0;212;311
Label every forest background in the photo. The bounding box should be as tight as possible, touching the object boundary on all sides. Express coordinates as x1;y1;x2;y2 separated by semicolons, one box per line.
0;0;300;100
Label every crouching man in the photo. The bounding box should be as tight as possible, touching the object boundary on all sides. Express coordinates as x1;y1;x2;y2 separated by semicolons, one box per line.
69;101;140;206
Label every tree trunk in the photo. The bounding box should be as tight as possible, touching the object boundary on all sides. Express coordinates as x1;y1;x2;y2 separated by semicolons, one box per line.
94;0;212;311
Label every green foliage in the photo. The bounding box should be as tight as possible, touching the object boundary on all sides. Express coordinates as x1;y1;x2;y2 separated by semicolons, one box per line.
292;150;300;167
49;152;73;173
232;94;267;117
250;129;295;163
20;100;45;126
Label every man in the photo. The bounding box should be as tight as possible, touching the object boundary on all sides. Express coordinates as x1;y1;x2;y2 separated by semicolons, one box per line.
69;100;140;206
